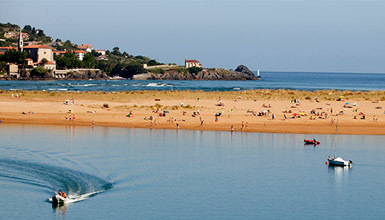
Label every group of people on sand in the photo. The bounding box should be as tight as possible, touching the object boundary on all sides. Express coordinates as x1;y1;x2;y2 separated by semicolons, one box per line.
58;190;67;198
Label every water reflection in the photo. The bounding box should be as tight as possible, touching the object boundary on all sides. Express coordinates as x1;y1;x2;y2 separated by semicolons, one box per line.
328;165;351;190
52;203;67;219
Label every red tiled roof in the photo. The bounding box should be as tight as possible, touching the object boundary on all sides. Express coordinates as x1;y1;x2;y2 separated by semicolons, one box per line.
24;45;52;49
53;51;67;54
185;59;200;63
34;60;56;65
75;50;87;53
0;46;17;50
80;44;92;47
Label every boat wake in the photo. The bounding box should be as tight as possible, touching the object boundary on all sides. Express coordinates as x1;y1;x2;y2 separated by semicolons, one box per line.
0;158;113;204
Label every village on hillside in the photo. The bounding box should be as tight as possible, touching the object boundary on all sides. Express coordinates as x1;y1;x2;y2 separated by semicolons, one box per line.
0;23;206;80
0;23;256;80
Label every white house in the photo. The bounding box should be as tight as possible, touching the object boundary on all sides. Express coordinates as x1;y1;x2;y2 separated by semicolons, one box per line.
185;59;202;68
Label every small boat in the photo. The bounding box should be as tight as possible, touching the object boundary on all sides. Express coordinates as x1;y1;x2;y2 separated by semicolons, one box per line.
51;194;69;206
257;69;261;78
326;116;352;167
304;139;320;145
327;156;352;167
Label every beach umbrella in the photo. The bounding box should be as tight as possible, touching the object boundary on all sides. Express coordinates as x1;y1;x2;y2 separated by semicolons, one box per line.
345;102;350;105
300;112;306;115
293;113;299;116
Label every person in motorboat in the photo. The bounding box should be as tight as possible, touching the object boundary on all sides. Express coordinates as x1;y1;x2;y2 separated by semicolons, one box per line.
62;191;67;198
58;190;62;196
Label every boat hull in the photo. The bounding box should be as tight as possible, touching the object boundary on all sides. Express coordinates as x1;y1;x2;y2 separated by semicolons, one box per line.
52;195;68;206
304;139;320;145
328;157;352;167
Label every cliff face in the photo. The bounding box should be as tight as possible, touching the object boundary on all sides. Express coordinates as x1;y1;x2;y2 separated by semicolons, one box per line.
134;65;258;80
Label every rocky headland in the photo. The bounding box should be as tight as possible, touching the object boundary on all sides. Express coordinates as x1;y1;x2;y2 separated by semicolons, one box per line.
134;65;258;80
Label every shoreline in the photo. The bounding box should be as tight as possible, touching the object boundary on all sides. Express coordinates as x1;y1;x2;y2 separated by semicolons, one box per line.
0;90;384;135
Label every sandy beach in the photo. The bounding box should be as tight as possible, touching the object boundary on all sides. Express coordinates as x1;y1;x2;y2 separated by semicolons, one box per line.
0;90;384;135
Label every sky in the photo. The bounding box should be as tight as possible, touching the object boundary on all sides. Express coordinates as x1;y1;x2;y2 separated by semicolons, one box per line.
1;0;385;73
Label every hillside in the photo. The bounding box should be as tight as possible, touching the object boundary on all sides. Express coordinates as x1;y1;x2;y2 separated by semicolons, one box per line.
1;22;257;81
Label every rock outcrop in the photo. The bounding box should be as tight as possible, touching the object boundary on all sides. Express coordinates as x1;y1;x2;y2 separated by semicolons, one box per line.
134;65;258;80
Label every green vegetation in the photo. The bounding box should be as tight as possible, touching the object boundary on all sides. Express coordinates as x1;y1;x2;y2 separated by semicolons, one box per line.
1;22;165;78
22;25;52;43
0;22;20;47
187;66;202;74
30;67;52;78
0;49;28;65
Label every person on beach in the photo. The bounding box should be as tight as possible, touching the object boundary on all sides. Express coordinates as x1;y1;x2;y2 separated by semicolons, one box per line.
231;125;234;133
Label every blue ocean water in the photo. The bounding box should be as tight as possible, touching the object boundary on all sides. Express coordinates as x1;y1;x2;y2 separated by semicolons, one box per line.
0;71;384;91
1;123;385;219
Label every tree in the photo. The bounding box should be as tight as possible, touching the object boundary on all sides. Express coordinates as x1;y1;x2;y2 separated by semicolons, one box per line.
112;47;121;56
1;49;28;65
82;52;98;68
121;61;147;78
0;61;7;73
23;25;32;32
30;67;52;78
41;58;48;65
187;66;202;74
148;59;160;66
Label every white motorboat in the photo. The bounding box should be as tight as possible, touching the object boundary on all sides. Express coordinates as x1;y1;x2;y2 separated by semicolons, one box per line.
327;156;352;167
51;194;69;206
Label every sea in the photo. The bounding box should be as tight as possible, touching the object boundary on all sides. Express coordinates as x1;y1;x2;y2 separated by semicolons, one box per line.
1;71;385;219
0;71;385;91
1;124;385;219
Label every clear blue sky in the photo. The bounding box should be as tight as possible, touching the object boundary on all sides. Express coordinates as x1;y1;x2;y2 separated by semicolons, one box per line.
1;0;385;72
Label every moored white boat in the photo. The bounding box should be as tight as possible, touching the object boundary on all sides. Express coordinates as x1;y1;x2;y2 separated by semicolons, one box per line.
326;116;352;167
327;156;352;167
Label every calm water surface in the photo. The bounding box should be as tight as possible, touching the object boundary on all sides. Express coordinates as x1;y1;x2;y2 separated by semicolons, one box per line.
1;123;385;219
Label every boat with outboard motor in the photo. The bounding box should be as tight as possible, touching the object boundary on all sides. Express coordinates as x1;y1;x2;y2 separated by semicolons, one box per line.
51;194;69;206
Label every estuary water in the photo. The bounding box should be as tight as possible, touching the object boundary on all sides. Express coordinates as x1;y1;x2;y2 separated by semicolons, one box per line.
1;123;385;219
0;71;385;92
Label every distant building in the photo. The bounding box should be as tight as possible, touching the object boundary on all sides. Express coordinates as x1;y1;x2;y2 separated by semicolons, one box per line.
6;63;19;78
18;30;24;52
0;46;17;53
75;50;87;61
24;45;55;63
26;58;33;66
78;44;93;52
185;59;202;68
94;49;106;55
96;55;108;61
53;50;87;61
53;50;67;57
36;60;56;70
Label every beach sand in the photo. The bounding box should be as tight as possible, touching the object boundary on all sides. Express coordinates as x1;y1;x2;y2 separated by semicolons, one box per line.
0;90;384;135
